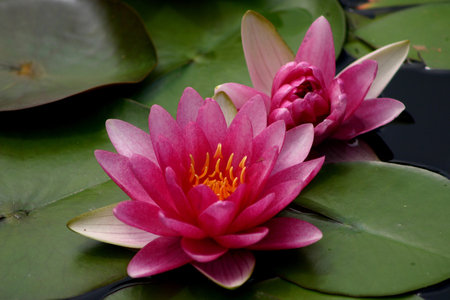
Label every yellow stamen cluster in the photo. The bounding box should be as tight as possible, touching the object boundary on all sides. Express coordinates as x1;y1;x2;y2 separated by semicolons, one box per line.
188;143;247;200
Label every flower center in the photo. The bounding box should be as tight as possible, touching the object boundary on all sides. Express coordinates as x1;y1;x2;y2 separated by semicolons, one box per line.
188;143;247;200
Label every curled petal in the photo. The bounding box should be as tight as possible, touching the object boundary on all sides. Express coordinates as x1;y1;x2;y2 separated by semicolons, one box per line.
181;238;228;263
215;227;268;248
332;98;405;140
269;107;295;129
215;83;271;113
246;217;322;250
241;11;295;96
191;249;255;289
128;237;192;278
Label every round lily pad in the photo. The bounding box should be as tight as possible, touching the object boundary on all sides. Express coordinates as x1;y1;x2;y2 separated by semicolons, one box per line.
0;0;156;111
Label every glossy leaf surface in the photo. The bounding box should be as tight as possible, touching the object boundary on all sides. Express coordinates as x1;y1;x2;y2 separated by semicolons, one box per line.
0;0;156;111
269;162;450;297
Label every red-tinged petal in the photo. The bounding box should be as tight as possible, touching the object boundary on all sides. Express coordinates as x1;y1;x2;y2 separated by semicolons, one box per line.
252;121;285;165
191;249;255;289
196;98;227;150
128;236;192;278
214;227;268;248
336;60;378;121
246;217;322;250
232;95;267;137
165;167;196;223
269;107;295;129
314;93;347;146
160;211;207;239
215;83;271;113
227;193;275;233
184;122;213;174
198;200;237;237
291;98;317;124
271;84;295;110
187;185;219;216
224;183;247;209
181;238;228;263
149;105;187;166
222;116;253;170
177;87;205;129
67;203;159;249
114;201;179;236
106;119;157;164
129;154;175;212
241;11;295;96
245;146;279;205
271;123;314;175
154;135;188;181
332;98;405;140
95;150;154;204
295;16;335;87
271;62;297;97
263;157;325;195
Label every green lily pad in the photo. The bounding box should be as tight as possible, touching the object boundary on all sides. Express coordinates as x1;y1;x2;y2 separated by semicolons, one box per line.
0;0;156;111
121;0;345;116
269;162;450;297
353;3;450;69
104;274;422;300
0;93;151;299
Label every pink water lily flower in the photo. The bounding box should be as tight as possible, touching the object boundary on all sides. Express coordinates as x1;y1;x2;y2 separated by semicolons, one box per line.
215;11;409;146
68;87;324;289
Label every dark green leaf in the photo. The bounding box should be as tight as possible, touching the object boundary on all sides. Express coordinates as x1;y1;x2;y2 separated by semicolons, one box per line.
0;0;156;111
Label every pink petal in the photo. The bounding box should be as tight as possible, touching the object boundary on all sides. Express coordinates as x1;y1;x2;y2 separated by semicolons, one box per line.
129;154;174;212
149;105;187;166
176;87;205;129
154;135;188;181
106;119;157;164
187;185;219;216
222;116;253;170
291;98;318;125
165;167;196;223
246;217;322;250
160;211;207;239
336;60;378;121
94;150;154;203
332;98;405;140
191;249;255;289
215;83;271;113
314;91;347;146
271;123;314;175
196;98;227;150
245;146;279;205
295;16;335;87
184;122;213;178
128;236;192;278
232;95;267;137
181;237;228;263
271;62;297;98
114;200;178;236
268;107;295;129
252;120;286;165
227;193;275;233
241;11;295;96
214;227;268;248
198;200;237;237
